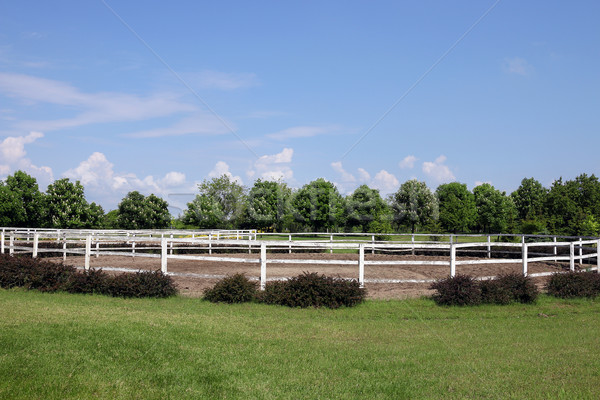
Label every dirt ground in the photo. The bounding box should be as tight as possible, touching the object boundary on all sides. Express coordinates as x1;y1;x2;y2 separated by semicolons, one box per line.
48;251;576;300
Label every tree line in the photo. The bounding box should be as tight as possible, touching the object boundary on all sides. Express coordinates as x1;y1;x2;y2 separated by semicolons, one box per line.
2;170;600;236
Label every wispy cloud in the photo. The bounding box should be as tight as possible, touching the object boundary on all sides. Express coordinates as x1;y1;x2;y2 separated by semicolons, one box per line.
191;70;259;90
123;114;232;138
503;57;534;76
399;155;418;169
267;125;340;140
248;148;294;181
208;161;243;184
0;72;196;132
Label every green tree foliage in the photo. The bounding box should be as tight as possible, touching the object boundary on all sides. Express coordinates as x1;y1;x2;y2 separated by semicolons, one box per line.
195;175;246;228
292;178;345;232
181;194;225;229
246;179;292;231
116;191;171;229
346;185;391;233
390;179;438;233
44;178;104;228
0;185;25;226
544;174;600;235
436;182;476;233
473;183;516;233
511;178;547;226
4;170;44;227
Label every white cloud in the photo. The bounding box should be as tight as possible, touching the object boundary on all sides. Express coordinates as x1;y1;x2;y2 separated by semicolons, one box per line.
64;152;190;207
331;161;356;183
208;161;243;184
248;148;294;181
474;180;492;188
371;170;400;193
504;57;534;76
422;155;455;183
399;155;417;169
0;131;53;187
0;72;197;134
267;125;340;140
357;168;370;182
123;114;232;138
193;70;259;90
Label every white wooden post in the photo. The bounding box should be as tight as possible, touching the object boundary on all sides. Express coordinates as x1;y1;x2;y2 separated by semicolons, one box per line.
487;235;491;258
260;243;267;290
569;242;575;271
85;235;91;271
169;234;174;255
62;240;67;262
9;233;14;256
132;234;136;258
209;233;212;255
161;237;168;273
330;234;333;254
1;231;5;254
597;239;600;274
553;236;557;262
289;233;292;254
522;242;528;276
33;233;39;258
579;238;583;266
371;235;375;255
411;234;415;256
358;243;365;288
95;241;100;258
450;243;456;277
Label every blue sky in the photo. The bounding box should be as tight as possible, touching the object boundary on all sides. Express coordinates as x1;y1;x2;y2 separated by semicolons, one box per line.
1;1;599;213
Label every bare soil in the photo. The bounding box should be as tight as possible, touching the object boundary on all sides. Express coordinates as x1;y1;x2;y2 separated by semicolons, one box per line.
48;251;575;300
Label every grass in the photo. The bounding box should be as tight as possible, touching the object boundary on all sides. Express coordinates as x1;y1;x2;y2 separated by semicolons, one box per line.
1;290;599;399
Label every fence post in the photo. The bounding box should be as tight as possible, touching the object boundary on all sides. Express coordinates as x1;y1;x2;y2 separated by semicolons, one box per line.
85;235;91;271
260;243;267;291
132;234;136;258
9;233;14;256
1;231;4;254
579;238;583;266
522;242;528;276
161;237;168;274
169;234;174;255
597;239;600;274
95;241;100;258
450;243;456;277
371;235;375;255
209;233;212;255
62;240;67;262
487;235;491;258
359;243;365;288
569;242;575;271
553;236;557;262
33;233;39;258
289;233;292;254
330;234;333;254
411;234;415;256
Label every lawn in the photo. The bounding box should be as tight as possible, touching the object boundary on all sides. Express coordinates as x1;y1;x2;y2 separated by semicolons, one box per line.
1;290;599;399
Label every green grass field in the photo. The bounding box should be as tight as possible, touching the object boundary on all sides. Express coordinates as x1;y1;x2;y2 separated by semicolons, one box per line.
1;290;599;399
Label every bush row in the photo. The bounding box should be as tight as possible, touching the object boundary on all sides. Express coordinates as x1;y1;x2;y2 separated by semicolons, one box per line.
0;254;177;298
546;271;600;298
204;272;366;309
429;273;539;306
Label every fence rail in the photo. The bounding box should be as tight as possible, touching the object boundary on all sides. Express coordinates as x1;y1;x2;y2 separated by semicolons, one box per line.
1;228;599;289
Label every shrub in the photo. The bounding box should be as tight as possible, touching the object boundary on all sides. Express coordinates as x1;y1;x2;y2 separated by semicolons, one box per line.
260;272;366;309
430;274;482;306
479;279;512;305
0;254;30;288
495;273;539;304
107;270;177;298
546;272;600;298
25;260;75;292
203;273;258;303
65;268;110;295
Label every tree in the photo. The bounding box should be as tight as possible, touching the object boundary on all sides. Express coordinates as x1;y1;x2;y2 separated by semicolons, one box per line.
246;179;292;231
196;175;246;228
44;178;104;228
436;182;476;233
181;194;225;229
346;184;391;233
473;183;516;233
4;170;44;227
390;179;438;233
511;178;547;222
0;185;25;226
291;178;345;232
116;191;171;230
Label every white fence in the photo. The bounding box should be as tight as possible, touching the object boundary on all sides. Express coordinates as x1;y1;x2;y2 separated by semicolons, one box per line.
2;228;599;289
